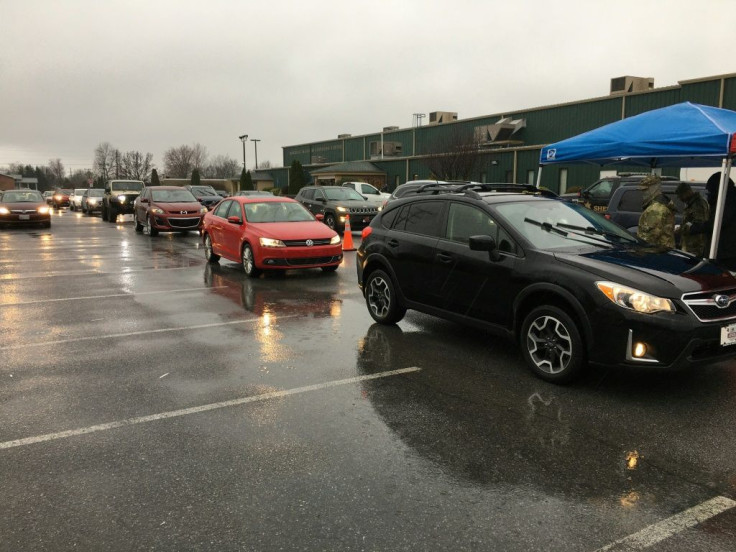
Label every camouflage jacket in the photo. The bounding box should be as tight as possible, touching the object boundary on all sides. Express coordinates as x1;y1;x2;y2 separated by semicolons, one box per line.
680;194;710;256
637;197;675;248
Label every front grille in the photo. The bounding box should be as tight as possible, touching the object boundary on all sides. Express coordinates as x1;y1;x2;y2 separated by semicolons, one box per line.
168;217;201;228
282;238;333;246
348;207;377;215
682;287;736;322
286;256;341;266
10;209;37;214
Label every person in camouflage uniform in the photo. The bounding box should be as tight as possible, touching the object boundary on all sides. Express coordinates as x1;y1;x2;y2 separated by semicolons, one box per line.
637;175;676;248
675;182;710;256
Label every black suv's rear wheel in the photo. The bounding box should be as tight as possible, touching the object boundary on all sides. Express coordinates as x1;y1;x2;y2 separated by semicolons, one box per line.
520;306;585;383
365;269;406;324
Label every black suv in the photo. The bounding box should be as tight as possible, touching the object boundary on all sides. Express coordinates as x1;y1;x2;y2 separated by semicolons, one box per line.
576;173;679;213
357;183;736;383
102;180;145;222
295;185;378;231
185;185;223;210
605;180;707;234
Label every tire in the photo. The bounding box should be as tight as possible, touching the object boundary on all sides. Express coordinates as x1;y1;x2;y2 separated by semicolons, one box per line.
134;214;143;232
204;234;220;264
101;204;107;221
108;205;117;223
520;305;585;384
146;216;158;236
42;221;51;229
321;265;339;273
242;243;261;278
364;269;406;324
324;213;336;230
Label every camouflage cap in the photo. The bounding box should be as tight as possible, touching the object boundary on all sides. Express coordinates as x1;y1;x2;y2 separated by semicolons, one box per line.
638;174;662;189
675;182;692;196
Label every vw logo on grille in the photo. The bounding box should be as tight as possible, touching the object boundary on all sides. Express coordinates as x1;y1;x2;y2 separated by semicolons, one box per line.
306;239;314;247
714;294;730;308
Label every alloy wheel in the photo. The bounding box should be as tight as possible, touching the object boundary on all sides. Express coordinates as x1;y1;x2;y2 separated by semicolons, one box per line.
526;315;573;375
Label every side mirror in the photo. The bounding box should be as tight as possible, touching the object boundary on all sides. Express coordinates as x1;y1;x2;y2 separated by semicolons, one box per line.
469;235;501;262
140;198;149;203
315;213;324;222
316;197;326;203
227;215;243;225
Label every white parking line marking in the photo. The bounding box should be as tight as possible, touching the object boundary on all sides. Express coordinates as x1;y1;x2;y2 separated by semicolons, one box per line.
0;315;299;351
0;265;203;280
0;368;421;450
594;496;736;551
0;286;227;307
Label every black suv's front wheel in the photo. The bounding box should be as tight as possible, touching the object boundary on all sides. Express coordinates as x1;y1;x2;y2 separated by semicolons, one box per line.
520;306;585;383
365;269;406;324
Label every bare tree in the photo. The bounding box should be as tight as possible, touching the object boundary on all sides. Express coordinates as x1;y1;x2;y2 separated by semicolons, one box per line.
163;143;208;178
421;127;481;181
203;154;240;178
257;160;272;169
69;169;94;187
94;142;117;185
121;151;154;181
48;158;65;186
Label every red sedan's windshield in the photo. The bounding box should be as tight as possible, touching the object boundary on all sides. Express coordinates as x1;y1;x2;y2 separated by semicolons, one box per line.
243;201;314;223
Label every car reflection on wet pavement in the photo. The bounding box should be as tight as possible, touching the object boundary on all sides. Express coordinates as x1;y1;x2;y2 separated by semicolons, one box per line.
1;210;735;551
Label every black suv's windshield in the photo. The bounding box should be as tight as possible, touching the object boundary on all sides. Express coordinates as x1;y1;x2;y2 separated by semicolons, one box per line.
495;200;637;250
323;188;364;201
152;189;197;202
190;186;218;196
110;182;144;192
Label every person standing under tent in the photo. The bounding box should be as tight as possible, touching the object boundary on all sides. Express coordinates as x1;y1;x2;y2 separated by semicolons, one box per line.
688;172;736;269
637;175;676;249
675;182;710;256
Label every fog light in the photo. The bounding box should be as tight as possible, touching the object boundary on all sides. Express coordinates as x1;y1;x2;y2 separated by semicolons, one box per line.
633;342;647;358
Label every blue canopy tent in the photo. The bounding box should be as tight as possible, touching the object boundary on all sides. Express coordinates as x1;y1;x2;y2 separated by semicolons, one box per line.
538;102;736;259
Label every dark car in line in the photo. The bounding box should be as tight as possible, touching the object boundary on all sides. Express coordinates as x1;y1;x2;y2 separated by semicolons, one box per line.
356;182;736;383
0;189;51;228
134;186;207;236
573;173;680;213
185;185;223;211
294;185;379;232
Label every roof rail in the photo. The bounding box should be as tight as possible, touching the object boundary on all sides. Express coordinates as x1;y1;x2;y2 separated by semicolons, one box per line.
453;183;558;198
414;183;461;194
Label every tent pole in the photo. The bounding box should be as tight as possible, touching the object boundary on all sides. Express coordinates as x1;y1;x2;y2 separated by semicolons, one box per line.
708;158;733;259
536;166;543;188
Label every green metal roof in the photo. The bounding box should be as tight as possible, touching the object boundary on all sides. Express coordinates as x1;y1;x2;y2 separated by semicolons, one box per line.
310;161;384;175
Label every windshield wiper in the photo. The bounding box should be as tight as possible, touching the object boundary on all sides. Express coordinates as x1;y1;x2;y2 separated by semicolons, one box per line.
524;218;613;248
555;222;637;244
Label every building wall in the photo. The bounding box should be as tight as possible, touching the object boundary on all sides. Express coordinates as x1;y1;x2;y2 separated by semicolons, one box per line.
282;73;736;194
0;174;15;191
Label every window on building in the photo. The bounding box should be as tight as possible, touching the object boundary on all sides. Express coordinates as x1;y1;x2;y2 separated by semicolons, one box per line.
506;170;514;183
481;172;487;183
527;170;535;185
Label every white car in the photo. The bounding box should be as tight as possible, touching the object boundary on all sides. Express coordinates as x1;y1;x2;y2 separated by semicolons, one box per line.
341;181;390;201
69;188;88;211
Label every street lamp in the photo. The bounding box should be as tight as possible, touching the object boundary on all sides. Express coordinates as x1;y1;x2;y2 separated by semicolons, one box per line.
251;138;260;170
238;134;248;170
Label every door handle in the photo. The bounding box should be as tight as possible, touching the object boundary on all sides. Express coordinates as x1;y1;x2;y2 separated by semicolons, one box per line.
387;239;399;247
437;252;453;263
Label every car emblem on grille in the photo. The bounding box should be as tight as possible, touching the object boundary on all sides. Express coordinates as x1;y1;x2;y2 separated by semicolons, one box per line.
180;211;187;214
714;294;730;308
306;239;314;247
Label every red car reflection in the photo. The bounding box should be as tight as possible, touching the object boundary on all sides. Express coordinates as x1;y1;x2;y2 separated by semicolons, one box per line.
202;196;343;277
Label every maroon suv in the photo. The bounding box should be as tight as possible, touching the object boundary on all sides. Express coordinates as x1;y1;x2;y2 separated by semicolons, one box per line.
133;186;207;236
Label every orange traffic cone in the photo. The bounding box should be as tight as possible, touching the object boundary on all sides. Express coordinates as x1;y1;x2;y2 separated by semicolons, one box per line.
342;215;356;251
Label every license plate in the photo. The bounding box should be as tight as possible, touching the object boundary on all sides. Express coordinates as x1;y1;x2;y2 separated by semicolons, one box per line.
720;323;736;346
19;214;30;220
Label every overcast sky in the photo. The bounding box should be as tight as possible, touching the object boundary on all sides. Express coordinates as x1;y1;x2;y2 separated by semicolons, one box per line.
1;0;733;175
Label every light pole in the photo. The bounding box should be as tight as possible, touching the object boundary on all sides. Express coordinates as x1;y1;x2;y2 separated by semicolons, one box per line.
251;138;260;170
238;134;248;170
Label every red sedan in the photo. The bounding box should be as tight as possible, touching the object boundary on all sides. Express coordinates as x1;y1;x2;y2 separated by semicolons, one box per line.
202;196;343;277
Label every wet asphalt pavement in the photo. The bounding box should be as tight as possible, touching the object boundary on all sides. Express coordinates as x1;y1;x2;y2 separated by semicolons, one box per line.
1;209;736;551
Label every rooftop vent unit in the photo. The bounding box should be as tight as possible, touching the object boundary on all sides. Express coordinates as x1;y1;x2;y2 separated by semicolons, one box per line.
383;126;399;132
610;76;654;95
475;117;526;143
428;111;458;125
338;134;352;139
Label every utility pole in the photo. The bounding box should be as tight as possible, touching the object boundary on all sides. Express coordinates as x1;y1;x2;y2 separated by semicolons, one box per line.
238;134;248;169
251;139;260;170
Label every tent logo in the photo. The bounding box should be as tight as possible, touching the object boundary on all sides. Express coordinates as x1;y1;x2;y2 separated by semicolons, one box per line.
546;149;557;161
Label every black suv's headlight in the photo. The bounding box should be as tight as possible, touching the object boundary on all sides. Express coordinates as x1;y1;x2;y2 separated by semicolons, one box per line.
596;281;674;314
